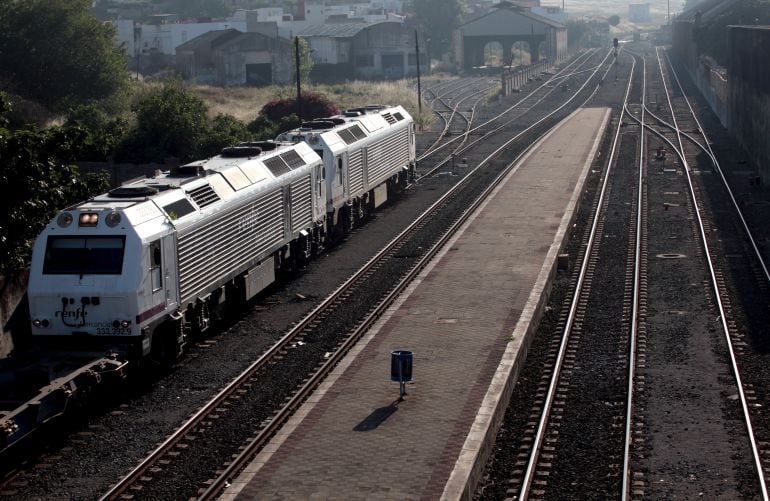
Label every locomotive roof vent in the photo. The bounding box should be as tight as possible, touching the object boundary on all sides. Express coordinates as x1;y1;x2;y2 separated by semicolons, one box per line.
221;146;262;158
344;110;363;117
302;120;336;130
170;163;206;177
239;141;278;151
365;104;386;110
108;186;159;198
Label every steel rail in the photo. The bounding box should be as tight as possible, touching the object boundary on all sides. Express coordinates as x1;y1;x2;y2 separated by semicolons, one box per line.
654;46;769;500
621;51;645;501
662;51;770;283
517;53;637;500
414;50;608;182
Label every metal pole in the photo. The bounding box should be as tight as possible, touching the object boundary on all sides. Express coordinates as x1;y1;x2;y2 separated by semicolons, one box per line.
415;30;422;115
295;36;302;122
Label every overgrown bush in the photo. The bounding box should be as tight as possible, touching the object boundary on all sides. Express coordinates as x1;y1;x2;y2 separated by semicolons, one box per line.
260;91;339;123
116;81;260;163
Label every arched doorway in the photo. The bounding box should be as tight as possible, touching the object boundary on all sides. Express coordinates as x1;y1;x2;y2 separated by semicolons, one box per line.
510;41;531;67
483;41;504;67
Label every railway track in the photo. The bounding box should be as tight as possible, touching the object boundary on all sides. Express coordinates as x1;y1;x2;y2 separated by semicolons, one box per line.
98;53;618;500
416;50;605;181
477;43;770;500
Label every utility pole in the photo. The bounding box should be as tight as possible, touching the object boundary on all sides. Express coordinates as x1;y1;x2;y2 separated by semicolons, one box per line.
415;30;422;115
295;36;302;122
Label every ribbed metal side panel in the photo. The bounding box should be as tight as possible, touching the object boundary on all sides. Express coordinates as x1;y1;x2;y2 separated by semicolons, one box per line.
177;189;284;303
349;149;364;196
290;175;313;232
365;128;410;188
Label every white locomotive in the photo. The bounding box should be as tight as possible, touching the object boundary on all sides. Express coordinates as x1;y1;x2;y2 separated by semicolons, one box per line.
27;105;415;361
277;104;415;236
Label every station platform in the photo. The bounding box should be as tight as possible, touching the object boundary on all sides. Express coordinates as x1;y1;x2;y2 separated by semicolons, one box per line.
221;107;612;500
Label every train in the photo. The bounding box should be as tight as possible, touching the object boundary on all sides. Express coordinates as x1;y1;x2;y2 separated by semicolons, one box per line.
27;105;415;362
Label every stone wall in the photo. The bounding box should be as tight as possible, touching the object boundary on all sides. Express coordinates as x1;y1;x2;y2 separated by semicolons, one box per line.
0;270;29;358
727;26;770;184
672;21;770;183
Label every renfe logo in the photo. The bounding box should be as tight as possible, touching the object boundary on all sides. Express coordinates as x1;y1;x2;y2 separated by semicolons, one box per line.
56;305;88;327
56;309;88;319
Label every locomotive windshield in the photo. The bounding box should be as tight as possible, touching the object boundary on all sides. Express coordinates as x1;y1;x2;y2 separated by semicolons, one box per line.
43;236;126;275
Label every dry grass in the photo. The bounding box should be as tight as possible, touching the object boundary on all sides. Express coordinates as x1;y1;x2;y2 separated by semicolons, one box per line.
189;80;436;129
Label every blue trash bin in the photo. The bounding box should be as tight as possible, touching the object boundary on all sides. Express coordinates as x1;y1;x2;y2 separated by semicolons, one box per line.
391;350;413;400
390;350;413;382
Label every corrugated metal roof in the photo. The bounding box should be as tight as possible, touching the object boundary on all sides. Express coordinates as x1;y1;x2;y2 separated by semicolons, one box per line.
298;20;402;38
176;29;241;52
460;6;565;29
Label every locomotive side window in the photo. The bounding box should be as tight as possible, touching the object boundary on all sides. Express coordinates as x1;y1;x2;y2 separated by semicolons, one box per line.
336;157;343;186
150;241;162;291
43;236;125;275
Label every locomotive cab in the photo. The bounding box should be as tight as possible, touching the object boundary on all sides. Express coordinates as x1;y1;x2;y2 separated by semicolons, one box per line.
28;203;177;358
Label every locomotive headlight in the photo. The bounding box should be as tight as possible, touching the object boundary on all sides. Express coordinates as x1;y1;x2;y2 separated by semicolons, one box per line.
57;212;73;228
79;213;99;226
120;320;131;329
32;319;49;328
32;319;41;328
105;212;122;227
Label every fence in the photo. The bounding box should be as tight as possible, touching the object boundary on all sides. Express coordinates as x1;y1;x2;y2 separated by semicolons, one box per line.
500;60;553;96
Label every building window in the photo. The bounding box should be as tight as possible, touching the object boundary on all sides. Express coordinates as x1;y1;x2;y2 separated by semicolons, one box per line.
356;54;374;67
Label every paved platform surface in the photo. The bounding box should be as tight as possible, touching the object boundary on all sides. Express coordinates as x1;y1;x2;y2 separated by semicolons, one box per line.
221;107;611;501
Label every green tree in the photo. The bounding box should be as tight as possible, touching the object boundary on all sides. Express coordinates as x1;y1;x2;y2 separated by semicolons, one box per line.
412;0;465;57
115;81;210;163
247;115;279;139
608;15;621;26
201;114;251;156
0;0;131;112
0;94;110;273
292;37;315;85
66;103;129;161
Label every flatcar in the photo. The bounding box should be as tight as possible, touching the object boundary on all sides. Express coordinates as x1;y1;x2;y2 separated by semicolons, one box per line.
27;105;415;362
